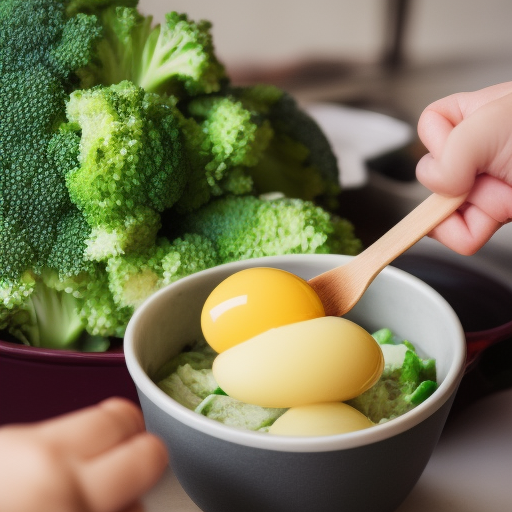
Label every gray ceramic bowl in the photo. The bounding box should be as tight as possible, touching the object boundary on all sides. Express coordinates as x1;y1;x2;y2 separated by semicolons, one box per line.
124;254;466;512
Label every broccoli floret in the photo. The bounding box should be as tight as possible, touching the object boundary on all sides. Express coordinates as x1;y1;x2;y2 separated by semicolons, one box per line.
160;234;219;284
175;85;341;213
106;233;217;311
180;195;361;262
175;94;273;213
0;271;86;349
232;85;341;207
187;95;272;172
80;6;227;97
77;263;133;338
83;4;153;88
135;11;227;96
62;81;189;259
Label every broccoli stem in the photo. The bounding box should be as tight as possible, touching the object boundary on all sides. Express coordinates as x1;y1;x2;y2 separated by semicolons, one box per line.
12;280;85;349
138;27;194;93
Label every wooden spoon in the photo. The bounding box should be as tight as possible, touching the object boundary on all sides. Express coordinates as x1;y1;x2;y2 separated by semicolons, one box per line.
308;192;468;316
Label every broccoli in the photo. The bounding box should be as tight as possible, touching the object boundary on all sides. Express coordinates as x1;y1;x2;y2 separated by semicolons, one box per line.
106;234;218;309
0;0;360;350
231;85;341;208
135;11;227;96
75;4;227;96
175;85;341;213
346;331;438;423
75;262;133;339
60;80;189;260
0;269;98;350
175;94;274;213
0;0;100;280
0;0;102;348
179;195;361;261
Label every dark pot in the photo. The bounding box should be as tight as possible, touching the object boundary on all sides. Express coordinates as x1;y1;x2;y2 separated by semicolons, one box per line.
0;339;138;425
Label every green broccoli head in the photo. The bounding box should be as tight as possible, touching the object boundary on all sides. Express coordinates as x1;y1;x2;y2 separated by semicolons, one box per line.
81;4;153;88
0;269;94;350
180;195;361;263
106;234;218;310
62;80;190;260
135;11;227;96
174;94;274;213
236;86;341;206
0;273;38;330
174;84;342;213
81;5;228;96
77;263;133;338
0;0;101;283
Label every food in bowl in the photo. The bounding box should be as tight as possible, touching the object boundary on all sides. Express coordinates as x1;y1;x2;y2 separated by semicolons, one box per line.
155;266;437;436
155;326;437;434
199;266;384;437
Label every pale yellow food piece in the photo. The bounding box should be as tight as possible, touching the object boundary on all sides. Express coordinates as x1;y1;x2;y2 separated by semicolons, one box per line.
212;316;384;408
269;402;374;436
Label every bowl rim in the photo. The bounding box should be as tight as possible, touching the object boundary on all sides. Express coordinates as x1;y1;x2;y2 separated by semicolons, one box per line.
124;254;467;453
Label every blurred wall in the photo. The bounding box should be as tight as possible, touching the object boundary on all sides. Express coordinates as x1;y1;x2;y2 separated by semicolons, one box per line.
138;0;512;68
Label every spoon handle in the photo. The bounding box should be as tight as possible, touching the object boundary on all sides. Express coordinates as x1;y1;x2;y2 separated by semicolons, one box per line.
310;192;468;316
351;192;468;274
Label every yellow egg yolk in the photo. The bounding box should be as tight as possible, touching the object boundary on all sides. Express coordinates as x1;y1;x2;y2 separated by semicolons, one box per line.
201;267;325;353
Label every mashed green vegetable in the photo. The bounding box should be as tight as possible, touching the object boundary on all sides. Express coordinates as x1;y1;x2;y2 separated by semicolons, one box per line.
155;328;437;431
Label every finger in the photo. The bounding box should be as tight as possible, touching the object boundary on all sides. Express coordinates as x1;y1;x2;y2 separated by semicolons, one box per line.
417;81;512;158
428;175;512;254
415;125;481;196
79;432;168;512
417;93;512;196
428;207;500;255
467;173;512;222
37;398;146;459
417;105;458;159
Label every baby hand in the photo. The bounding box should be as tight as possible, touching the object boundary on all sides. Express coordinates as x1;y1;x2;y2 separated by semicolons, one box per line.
0;398;168;512
416;81;512;254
